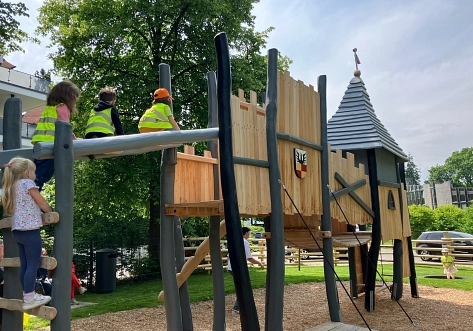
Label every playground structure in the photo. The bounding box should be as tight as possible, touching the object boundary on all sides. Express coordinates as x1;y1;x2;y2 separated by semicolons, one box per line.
0;32;417;331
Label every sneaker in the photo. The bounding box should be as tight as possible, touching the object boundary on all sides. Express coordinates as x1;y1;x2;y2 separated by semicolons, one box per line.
71;298;79;305
232;308;240;314
22;293;51;311
79;287;87;295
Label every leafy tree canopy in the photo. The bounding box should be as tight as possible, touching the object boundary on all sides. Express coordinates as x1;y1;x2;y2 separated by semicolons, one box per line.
0;1;38;55
36;0;291;249
426;147;473;187
405;153;421;185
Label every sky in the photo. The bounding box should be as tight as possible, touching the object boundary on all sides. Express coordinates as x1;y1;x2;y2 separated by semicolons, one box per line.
8;0;473;182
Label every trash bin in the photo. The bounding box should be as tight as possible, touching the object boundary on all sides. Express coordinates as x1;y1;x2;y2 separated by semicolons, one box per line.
95;249;117;293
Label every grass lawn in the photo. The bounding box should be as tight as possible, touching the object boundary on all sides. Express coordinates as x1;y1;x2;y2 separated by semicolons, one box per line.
25;265;472;330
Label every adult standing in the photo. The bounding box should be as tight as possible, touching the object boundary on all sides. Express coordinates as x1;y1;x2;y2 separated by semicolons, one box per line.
227;227;264;313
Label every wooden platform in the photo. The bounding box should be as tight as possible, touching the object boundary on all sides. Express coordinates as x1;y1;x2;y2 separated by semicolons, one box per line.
286;232;372;250
306;321;377;330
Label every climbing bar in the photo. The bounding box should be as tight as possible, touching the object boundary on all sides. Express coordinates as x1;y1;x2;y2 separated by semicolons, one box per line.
0;256;58;270
33;128;219;160
0;298;57;320
0;212;59;229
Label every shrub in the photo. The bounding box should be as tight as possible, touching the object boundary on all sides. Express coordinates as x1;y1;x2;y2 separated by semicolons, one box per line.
409;205;434;239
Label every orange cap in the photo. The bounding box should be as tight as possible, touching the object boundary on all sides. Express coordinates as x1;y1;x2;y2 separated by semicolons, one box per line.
153;88;174;100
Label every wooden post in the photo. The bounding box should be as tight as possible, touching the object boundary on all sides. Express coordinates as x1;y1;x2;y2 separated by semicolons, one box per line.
319;75;342;321
207;71;226;331
264;48;285;331
159;63;185;331
214;32;260;331
392;165;404;300
50;121;74;331
399;163;418;297
2;97;24;331
365;149;381;311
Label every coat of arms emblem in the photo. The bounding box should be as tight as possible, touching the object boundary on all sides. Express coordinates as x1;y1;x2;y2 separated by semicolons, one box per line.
294;148;307;178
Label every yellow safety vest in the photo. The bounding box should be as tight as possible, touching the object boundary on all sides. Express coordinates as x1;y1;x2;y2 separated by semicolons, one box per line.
31;105;59;144
85;108;115;135
441;255;453;264
138;104;172;130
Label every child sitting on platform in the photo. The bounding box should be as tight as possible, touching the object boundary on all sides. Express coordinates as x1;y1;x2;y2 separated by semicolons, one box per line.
138;88;180;133
1;157;53;310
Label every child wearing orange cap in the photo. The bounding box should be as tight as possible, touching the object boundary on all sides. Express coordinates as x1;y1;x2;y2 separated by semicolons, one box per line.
138;88;180;133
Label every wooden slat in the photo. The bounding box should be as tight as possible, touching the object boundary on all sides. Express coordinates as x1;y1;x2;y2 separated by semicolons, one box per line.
0;298;57;320
306;321;377;330
0;212;59;229
0;256;57;270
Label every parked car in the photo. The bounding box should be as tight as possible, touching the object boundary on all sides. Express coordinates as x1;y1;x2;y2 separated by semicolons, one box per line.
416;231;473;261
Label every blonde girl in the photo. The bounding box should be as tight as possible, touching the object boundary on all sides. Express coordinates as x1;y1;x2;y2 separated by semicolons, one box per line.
441;247;457;280
138;88;180;133
31;80;81;191
2;157;53;310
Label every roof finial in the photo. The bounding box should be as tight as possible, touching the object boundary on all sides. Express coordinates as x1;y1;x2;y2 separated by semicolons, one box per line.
353;48;361;77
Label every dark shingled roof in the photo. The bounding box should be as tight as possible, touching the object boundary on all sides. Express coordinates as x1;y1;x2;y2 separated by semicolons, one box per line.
327;73;408;161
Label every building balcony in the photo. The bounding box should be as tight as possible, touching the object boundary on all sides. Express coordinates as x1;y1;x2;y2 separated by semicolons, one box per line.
0;66;50;94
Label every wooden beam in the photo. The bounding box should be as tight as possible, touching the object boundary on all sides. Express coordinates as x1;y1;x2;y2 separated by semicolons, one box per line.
0;257;57;270
0;212;59;229
334;172;375;218
0;298;57;320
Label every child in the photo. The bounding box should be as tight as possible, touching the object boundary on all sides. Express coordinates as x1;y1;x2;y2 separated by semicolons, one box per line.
31;80;81;191
138;88;180;133
71;263;86;305
441;247;457;279
1;157;53;310
85;86;124;139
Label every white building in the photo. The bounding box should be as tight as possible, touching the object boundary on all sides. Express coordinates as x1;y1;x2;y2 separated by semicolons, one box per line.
0;55;50;148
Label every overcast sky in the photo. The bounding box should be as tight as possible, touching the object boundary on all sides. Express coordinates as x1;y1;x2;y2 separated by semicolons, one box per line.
9;0;473;182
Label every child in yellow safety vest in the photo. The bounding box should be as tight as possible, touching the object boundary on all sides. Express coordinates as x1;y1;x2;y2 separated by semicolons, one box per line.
31;81;81;191
441;248;457;279
138;88;180;133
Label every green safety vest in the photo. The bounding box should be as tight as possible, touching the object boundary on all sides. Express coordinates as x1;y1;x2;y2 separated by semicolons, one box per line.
85;108;115;135
31;105;59;144
138;103;172;130
441;255;453;264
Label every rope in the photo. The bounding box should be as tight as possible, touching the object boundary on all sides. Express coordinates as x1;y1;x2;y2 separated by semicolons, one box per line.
279;180;373;331
328;185;419;330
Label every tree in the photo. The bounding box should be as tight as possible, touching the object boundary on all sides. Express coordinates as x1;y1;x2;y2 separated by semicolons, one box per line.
405;153;421;185
0;1;37;55
408;205;434;239
36;0;290;262
426;147;473;187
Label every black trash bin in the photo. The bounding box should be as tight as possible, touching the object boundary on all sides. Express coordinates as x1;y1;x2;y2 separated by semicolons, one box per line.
95;249;117;293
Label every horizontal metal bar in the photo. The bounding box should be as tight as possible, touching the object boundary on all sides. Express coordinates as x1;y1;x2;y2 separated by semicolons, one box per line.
378;180;400;188
0;148;34;166
33;128;219;160
233;156;269;168
276;132;323;151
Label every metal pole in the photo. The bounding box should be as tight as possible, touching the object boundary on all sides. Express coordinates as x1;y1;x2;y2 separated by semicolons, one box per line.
265;48;285;331
214;31;260;331
159;63;185;331
2;97;24;331
207;71;226;331
319;75;342;322
50;121;74;331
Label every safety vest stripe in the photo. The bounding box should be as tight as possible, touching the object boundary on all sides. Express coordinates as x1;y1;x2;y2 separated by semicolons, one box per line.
34;130;56;136
91;111;113;123
87;122;115;131
151;110;169;122
38;117;57;124
140;117;169;123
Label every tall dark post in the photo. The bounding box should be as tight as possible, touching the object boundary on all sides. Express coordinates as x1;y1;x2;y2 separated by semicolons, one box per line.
365;149;381;311
214;32;260;331
392;165;404;300
265;48;285;331
318;75;342;321
159;63;186;330
51;121;74;331
399;163;418;297
2;97;24;331
207;71;226;331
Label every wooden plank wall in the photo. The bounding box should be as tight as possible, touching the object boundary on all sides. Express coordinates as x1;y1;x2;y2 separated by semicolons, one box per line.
277;71;322;221
401;184;412;237
232;90;271;216
329;150;372;227
174;145;217;204
378;186;403;242
402;237;411;278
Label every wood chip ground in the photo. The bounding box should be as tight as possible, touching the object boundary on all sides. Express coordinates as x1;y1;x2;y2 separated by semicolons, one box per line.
39;282;473;331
